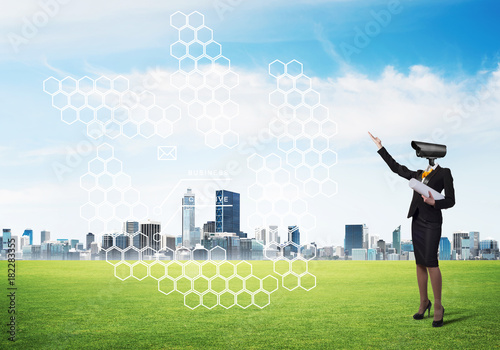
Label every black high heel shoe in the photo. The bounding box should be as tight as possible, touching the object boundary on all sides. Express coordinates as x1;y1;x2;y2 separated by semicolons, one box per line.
413;300;432;320
432;307;445;327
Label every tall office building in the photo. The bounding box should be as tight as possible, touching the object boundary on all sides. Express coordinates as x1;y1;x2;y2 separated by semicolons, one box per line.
344;224;364;257
70;239;79;249
190;227;201;247
453;231;469;257
469;231;480;257
255;227;266;244
367;248;377;260
363;225;369;249
23;229;33;245
41;230;50;244
162;235;176;251
461;237;471;260
268;225;279;244
288;226;300;253
203;221;215;233
86;233;95;250
439;237;451;260
392;226;401;254
21;236;30;250
182;188;196;247
115;234;129;249
124;221;139;234
370;235;380;249
102;234;113;250
377;239;386;260
141;220;161;252
90;242;100;255
203;221;216;242
215;190;240;234
335;246;344;257
3;229;11;250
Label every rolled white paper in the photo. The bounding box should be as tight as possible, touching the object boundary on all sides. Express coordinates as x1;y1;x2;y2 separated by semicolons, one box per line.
409;178;445;200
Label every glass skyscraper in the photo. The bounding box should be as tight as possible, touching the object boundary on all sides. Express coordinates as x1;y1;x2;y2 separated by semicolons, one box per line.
392;226;401;255
102;234;113;250
86;233;94;250
439;237;451;260
269;225;279;244
288;225;300;253
116;234;129;249
190;227;201;247
344;224;364;257
125;221;139;235
377;239;386;260
469;231;480;257
182;188;195;247
215;190;240;234
255;227;266;244
3;229;11;250
461;238;471;260
363;225;369;249
23;229;33;245
141;221;161;252
453;231;469;256
41;230;50;244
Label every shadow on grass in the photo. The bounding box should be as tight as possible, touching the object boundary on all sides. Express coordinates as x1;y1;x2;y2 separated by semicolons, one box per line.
444;315;469;325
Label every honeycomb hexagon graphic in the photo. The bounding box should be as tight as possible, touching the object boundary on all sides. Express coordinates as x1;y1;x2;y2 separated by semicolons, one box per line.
99;238;316;309
169;11;240;149
80;143;149;235
268;59;338;198
246;152;317;234
43;74;181;140
46;11;325;311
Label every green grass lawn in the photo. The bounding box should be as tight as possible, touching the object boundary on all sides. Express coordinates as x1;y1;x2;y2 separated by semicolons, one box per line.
1;260;499;349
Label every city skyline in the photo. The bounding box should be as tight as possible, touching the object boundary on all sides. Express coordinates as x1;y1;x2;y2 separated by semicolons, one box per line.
2;220;497;250
5;223;497;262
2;176;495;261
1;1;500;247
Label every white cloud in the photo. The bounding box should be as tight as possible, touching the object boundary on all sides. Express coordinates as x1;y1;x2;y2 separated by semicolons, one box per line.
3;58;500;245
80;59;500;157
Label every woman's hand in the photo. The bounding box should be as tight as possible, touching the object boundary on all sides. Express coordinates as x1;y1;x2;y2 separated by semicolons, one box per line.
422;191;436;207
368;132;383;150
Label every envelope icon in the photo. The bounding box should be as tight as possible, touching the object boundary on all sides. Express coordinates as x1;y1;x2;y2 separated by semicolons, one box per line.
158;146;177;160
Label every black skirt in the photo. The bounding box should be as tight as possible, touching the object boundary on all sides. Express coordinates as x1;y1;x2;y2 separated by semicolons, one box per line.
411;209;442;267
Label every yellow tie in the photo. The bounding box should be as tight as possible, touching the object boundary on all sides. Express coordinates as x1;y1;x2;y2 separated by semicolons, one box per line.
422;169;433;179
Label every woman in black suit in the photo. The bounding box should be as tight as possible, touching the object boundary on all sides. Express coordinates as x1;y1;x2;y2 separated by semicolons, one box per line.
369;132;455;327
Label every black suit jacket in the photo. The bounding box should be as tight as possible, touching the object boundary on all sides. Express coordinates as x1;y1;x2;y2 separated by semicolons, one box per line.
378;147;455;223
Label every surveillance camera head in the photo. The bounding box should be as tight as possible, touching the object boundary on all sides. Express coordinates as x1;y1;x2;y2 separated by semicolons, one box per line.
411;140;447;160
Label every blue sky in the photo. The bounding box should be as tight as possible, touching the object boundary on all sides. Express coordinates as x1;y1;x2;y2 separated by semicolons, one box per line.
1;0;499;247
